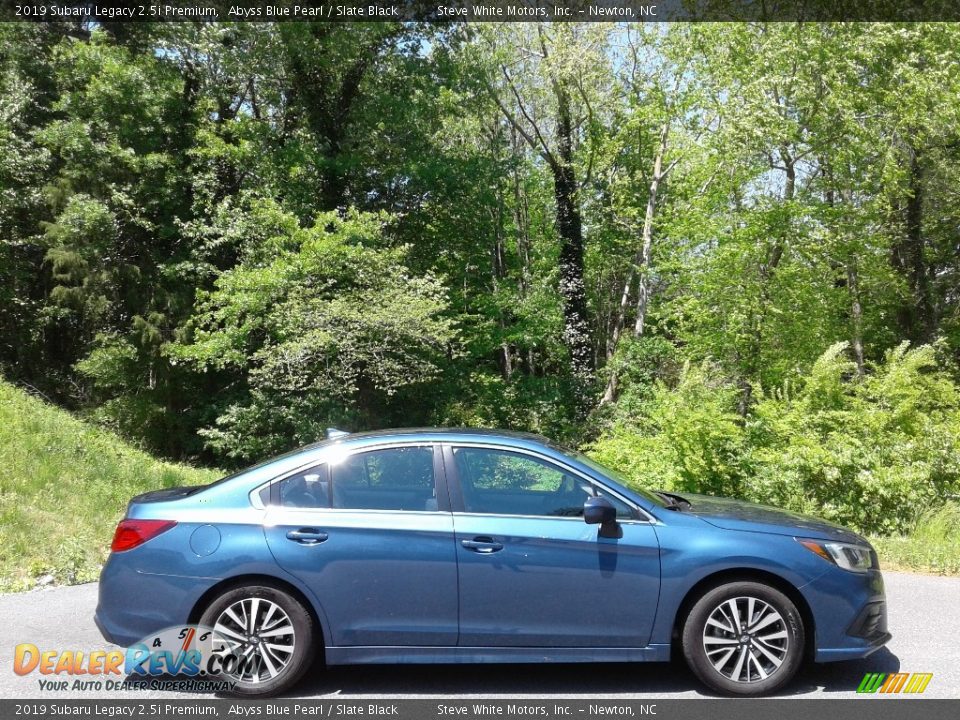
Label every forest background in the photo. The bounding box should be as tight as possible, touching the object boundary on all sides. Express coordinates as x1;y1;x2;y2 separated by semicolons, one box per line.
2;21;959;585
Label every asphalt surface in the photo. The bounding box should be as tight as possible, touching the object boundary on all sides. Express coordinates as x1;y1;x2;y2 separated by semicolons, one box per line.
0;572;956;699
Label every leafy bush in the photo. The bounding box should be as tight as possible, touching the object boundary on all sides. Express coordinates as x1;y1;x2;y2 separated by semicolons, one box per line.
871;503;960;575
588;342;960;535
589;361;748;498
439;371;579;444
171;205;456;462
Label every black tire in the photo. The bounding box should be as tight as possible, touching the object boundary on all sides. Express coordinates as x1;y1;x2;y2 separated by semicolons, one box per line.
199;584;316;697
681;581;805;696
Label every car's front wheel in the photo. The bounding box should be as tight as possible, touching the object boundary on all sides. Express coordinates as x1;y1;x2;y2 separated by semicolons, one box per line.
682;581;805;696
199;584;316;697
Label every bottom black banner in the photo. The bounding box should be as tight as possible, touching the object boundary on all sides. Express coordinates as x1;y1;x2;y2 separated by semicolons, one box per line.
1;699;958;720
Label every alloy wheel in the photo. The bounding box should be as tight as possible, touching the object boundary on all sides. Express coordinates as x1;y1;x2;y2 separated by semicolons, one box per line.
212;597;296;683
701;596;790;684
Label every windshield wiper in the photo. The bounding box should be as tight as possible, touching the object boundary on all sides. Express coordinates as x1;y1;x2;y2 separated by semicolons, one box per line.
655;491;693;511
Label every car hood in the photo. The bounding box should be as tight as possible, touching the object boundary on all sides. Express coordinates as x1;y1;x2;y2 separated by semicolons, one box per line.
676;493;867;544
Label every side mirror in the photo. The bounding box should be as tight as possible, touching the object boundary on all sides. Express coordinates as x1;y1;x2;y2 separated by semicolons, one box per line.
584;496;622;539
584;496;615;525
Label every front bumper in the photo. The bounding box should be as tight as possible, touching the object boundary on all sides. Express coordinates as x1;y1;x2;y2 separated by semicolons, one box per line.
816;629;892;662
802;566;892;662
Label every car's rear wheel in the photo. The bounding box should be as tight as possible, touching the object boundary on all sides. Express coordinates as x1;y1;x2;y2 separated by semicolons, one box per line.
199;584;315;697
682;581;805;696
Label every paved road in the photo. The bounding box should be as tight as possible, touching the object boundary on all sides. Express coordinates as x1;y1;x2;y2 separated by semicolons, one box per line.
0;572;956;699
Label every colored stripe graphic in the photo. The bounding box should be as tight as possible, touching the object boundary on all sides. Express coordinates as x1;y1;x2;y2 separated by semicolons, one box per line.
903;673;933;694
857;672;933;694
880;673;909;693
857;673;886;693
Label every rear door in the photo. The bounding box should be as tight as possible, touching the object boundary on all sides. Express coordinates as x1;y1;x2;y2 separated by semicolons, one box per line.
262;443;458;646
447;444;661;648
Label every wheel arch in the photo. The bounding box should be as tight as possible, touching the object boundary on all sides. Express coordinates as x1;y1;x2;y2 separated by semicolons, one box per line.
187;573;328;654
670;568;816;662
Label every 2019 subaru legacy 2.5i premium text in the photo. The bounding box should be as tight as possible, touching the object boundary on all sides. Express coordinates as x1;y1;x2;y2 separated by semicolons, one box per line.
95;428;890;696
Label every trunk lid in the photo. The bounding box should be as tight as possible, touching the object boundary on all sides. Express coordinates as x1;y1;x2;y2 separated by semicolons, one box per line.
128;486;202;505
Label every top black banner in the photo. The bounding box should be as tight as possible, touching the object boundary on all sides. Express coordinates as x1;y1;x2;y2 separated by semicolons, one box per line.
2;0;959;22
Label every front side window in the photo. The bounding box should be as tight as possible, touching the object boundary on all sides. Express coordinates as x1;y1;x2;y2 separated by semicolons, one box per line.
452;446;633;518
330;446;437;511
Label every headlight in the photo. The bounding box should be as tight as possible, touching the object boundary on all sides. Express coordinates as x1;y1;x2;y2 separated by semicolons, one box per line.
797;538;876;573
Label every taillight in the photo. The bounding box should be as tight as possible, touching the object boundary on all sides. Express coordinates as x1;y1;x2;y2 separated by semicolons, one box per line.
111;519;177;552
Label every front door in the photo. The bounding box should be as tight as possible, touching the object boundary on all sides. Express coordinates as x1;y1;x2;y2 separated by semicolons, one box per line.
447;444;661;647
263;444;458;646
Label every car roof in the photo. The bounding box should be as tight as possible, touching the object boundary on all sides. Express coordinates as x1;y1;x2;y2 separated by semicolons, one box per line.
336;427;554;443
328;427;576;454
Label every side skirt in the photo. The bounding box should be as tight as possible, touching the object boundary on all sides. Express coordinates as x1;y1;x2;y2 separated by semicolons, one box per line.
324;645;672;665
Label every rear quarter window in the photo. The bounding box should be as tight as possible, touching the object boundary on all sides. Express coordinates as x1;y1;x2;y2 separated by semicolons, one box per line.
272;465;330;508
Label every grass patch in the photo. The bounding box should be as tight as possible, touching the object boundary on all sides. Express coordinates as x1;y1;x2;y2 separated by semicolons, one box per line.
870;503;960;576
0;380;220;592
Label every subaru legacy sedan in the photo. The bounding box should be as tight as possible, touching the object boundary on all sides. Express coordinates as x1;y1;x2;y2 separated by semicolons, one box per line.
95;429;889;696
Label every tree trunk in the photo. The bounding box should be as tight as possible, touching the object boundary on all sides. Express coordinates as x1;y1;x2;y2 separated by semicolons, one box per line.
511;128;533;295
486;36;591;408
510;127;534;376
632;123;670;338
491;179;513;380
281;27;398;211
761;145;794;280
847;260;865;376
823;159;865;374
736;146;795;417
550;85;593;407
892;145;934;343
601;121;669;404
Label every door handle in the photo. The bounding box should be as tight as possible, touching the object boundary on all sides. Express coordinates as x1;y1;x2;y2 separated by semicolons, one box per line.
461;537;504;553
286;528;329;545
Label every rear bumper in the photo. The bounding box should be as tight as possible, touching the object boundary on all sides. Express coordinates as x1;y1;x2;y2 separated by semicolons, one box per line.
94;595;170;648
94;551;213;647
93;610;120;646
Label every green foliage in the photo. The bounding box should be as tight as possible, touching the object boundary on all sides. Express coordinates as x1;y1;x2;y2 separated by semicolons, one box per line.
589;361;747;498
746;342;960;534
0;379;219;591
590;342;960;535
871;503;960;575
602;335;681;414
172;206;456;462
43;195;122;323
439;371;579;443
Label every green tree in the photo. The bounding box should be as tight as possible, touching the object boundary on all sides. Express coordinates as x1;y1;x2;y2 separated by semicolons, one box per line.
172;206;455;462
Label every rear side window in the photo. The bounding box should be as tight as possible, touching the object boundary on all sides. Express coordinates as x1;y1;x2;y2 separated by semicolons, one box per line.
275;465;330;508
331;446;437;512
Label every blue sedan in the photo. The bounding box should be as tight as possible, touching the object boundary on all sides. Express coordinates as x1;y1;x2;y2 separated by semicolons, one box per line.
95;428;890;696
